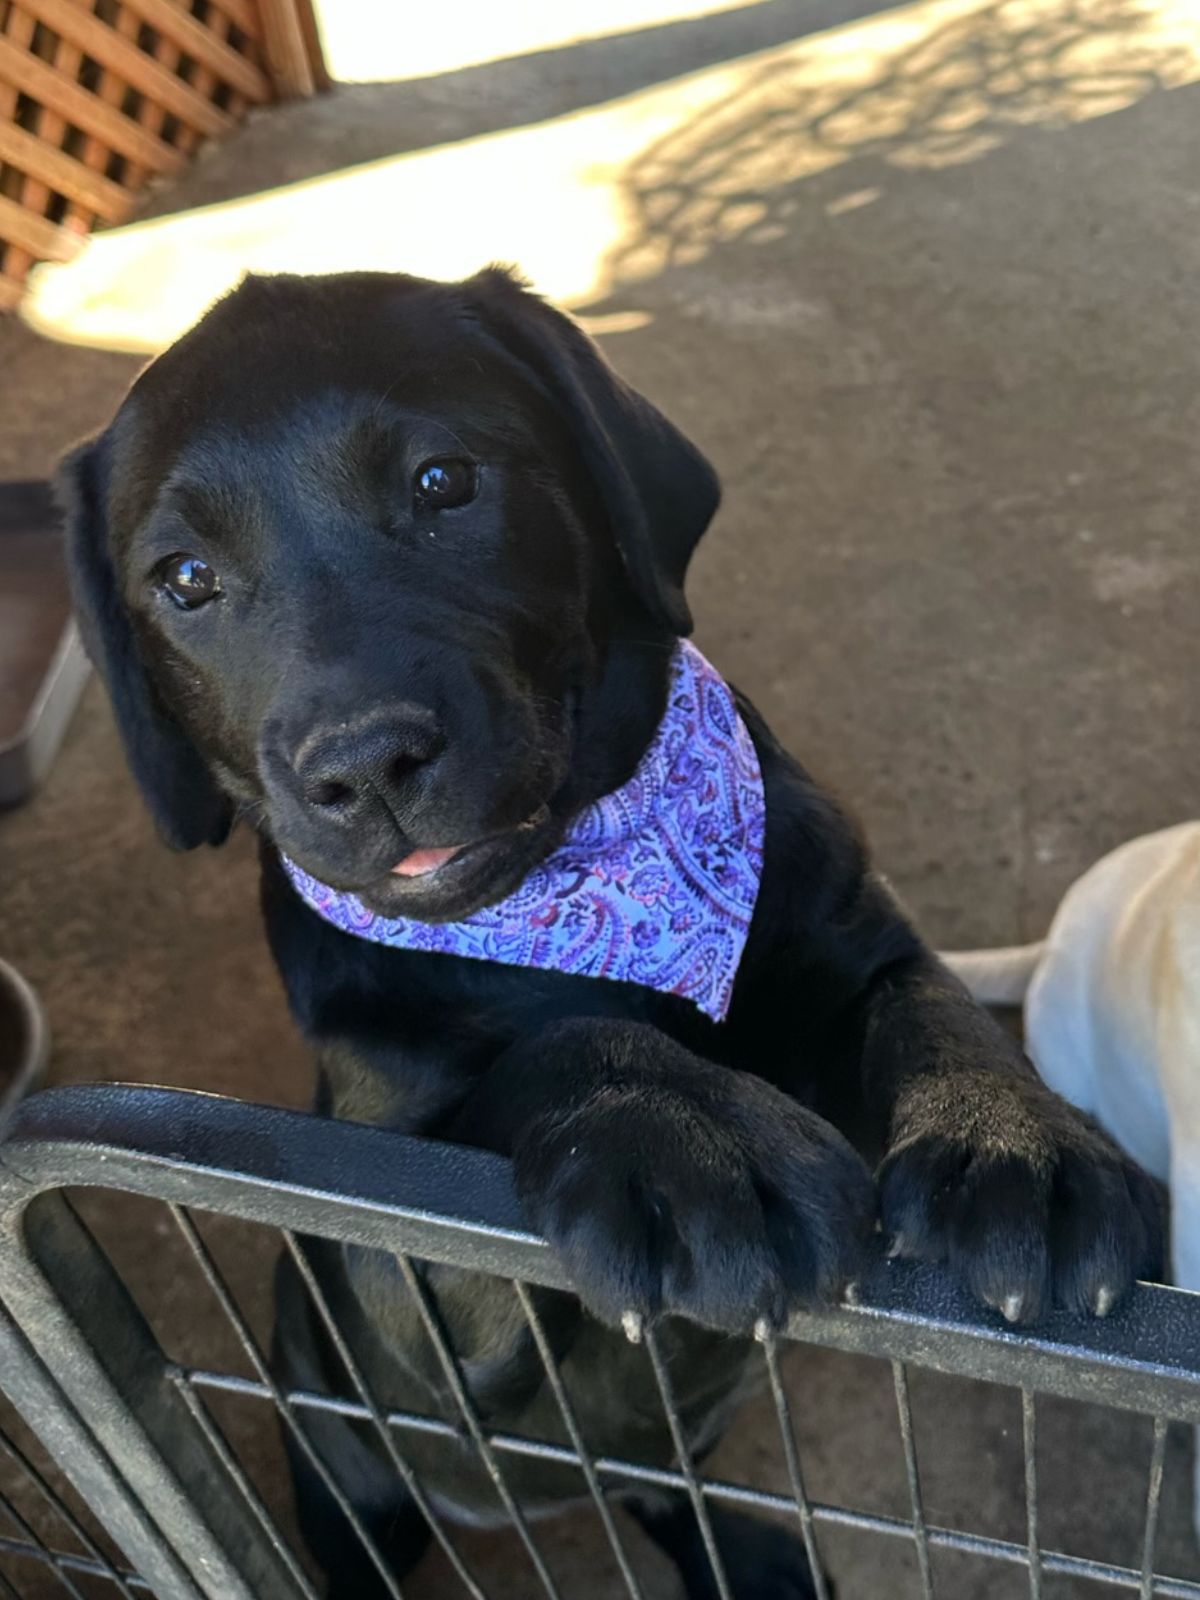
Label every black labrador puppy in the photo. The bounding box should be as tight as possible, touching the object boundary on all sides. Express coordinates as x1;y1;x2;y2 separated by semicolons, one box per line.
61;269;1160;1600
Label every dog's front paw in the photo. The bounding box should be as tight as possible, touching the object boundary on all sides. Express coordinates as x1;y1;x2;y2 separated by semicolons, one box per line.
879;1070;1163;1322
512;1050;875;1334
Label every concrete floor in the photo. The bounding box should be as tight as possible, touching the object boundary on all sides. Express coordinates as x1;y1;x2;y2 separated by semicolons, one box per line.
2;0;1200;1595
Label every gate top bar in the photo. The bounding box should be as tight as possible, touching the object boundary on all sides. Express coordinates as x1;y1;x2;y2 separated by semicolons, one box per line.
1;1082;1200;1425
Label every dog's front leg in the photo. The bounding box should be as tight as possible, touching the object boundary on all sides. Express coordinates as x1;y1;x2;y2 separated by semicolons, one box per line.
861;951;1163;1321
448;1017;876;1334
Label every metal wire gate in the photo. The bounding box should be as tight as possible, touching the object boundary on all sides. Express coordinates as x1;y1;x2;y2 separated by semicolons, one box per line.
0;1085;1198;1600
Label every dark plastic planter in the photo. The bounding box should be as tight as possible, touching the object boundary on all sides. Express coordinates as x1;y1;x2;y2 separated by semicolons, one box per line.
0;957;48;1121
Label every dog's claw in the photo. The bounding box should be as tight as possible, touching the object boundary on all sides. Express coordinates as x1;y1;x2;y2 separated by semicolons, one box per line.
886;1233;907;1260
1002;1293;1025;1324
1093;1285;1116;1318
842;1281;861;1307
621;1310;644;1344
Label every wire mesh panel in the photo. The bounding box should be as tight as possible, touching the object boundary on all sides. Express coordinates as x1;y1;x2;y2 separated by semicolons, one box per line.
0;1395;146;1597
0;1084;1199;1600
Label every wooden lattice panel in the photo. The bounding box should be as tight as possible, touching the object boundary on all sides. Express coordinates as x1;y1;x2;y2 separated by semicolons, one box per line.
0;0;324;310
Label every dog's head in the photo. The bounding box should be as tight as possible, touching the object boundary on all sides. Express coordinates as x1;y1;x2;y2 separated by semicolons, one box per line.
61;269;719;918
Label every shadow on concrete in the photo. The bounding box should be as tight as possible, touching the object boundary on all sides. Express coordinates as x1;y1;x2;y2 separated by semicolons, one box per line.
600;0;1194;290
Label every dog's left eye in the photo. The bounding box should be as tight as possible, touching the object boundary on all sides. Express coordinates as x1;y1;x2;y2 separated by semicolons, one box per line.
414;457;477;510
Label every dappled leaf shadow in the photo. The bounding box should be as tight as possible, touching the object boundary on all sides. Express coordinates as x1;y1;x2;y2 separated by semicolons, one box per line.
608;0;1195;287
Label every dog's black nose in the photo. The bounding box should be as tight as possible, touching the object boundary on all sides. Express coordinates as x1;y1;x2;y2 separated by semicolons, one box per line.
293;706;445;819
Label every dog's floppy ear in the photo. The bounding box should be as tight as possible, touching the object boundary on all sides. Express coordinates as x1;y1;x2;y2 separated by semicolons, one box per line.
57;434;233;850
465;267;719;635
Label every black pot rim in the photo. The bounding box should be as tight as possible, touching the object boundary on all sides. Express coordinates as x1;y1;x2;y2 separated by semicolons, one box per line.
0;958;49;1114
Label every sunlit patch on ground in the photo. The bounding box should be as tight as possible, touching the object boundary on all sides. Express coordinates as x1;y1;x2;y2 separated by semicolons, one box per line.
20;0;1200;354
314;0;756;82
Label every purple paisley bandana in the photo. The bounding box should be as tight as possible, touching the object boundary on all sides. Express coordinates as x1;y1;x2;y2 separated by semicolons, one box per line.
281;642;765;1021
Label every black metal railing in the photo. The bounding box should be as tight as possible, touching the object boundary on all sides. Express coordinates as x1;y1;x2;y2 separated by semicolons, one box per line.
0;1083;1197;1599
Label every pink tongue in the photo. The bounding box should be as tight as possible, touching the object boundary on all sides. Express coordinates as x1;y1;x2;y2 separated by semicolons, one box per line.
391;844;462;879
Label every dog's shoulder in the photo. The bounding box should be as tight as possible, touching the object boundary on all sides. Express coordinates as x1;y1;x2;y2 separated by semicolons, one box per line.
732;687;921;1024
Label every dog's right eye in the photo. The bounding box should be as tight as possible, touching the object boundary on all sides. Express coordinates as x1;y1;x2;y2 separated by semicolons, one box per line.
158;554;222;609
